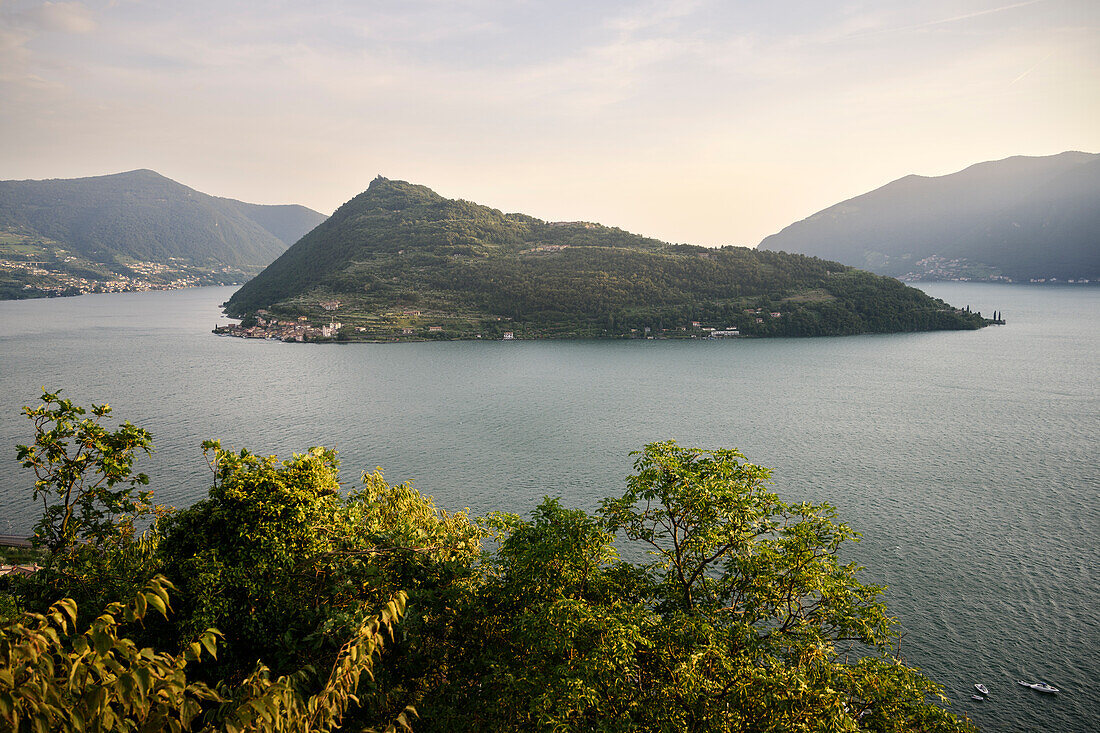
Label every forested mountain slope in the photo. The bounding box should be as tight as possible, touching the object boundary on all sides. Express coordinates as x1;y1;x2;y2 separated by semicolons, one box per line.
225;177;987;339
0;169;325;269
759;151;1100;281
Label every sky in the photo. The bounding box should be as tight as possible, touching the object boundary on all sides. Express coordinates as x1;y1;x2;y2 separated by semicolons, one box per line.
1;0;1097;247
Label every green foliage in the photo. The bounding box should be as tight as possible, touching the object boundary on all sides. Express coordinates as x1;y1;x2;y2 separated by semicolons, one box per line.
0;575;221;732
5;394;975;732
601;443;779;614
0;575;412;733
0;594;18;625
157;442;347;674
157;443;481;728
225;178;987;338
444;499;649;731
486;498;621;605
420;443;974;732
16;390;155;563
209;591;415;733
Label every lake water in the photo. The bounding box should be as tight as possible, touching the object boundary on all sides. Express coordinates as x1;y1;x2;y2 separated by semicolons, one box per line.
1;283;1097;732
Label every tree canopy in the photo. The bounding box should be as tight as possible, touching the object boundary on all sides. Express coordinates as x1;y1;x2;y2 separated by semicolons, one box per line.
16;389;156;564
1;396;975;732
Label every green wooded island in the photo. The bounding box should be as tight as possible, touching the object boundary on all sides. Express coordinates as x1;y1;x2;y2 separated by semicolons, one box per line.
221;177;989;341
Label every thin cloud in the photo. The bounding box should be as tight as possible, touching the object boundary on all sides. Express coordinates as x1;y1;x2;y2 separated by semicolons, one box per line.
1011;50;1054;84
912;0;1047;30
606;0;705;35
0;0;95;88
843;0;1048;40
18;1;96;34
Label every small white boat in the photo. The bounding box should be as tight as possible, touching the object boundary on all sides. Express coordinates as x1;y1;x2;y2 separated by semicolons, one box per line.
971;695;984;701
1017;680;1059;694
974;684;989;695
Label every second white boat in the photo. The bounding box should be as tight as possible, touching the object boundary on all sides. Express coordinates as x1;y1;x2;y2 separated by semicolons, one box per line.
1017;680;1059;694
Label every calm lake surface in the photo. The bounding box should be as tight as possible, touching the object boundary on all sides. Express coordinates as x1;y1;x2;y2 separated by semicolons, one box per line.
1;282;1097;732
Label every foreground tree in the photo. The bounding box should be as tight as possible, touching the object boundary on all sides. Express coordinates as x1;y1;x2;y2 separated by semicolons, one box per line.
596;442;970;732
16;389;155;564
421;443;974;732
5;392;973;732
156;442;481;728
0;576;413;733
600;442;781;614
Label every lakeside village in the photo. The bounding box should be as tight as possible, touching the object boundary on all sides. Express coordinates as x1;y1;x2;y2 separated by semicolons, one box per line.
895;255;1093;283
0;535;40;579
211;302;790;342
215;312;346;341
1;256;248;297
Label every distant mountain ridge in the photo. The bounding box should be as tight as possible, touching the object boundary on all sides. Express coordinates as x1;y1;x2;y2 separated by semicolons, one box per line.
759;152;1100;281
0;169;327;269
224;177;987;340
217;197;329;252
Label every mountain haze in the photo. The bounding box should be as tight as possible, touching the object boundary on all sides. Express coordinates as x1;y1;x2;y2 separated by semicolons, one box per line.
0;169;326;269
759;152;1100;281
225;177;987;339
219;198;330;251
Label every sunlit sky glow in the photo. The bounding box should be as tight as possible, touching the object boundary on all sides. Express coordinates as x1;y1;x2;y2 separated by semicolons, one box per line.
1;0;1097;246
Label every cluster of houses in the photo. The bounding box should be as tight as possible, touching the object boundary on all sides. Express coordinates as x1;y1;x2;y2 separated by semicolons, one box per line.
742;308;782;324
0;535;40;577
899;255;1015;282
3;256;248;296
689;323;742;337
4;258;206;296
214;312;342;341
622;323;743;339
0;563;41;577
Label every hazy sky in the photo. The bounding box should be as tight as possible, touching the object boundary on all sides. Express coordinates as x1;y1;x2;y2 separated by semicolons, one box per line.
1;0;1097;246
